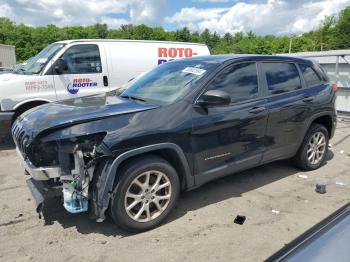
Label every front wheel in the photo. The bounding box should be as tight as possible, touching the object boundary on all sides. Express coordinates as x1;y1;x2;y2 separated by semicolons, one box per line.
110;156;180;232
294;123;329;170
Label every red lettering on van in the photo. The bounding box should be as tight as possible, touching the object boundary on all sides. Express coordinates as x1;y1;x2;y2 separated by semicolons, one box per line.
168;48;176;58
158;48;168;57
184;48;193;57
177;48;184;57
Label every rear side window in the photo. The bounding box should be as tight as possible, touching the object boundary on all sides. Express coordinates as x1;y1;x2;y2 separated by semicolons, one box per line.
299;64;323;87
208;62;259;103
263;62;301;94
60;44;102;74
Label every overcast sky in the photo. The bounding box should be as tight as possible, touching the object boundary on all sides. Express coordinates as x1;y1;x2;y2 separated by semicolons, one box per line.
0;0;349;35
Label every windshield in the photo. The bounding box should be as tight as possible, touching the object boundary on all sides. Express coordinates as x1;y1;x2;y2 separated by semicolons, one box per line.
15;43;65;74
119;59;219;104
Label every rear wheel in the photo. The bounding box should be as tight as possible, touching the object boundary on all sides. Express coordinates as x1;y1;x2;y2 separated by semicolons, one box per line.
110;156;180;232
294;124;329;170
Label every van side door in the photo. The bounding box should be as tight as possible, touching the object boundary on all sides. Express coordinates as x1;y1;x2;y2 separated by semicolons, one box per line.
51;44;109;100
191;62;268;184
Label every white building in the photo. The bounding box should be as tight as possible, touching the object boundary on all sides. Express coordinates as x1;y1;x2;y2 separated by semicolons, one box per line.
0;44;16;68
279;50;350;114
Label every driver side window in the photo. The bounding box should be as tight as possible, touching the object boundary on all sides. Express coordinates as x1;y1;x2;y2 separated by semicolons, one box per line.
59;44;102;74
207;62;259;103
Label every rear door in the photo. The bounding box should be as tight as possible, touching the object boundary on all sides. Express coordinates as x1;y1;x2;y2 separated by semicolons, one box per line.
191;62;268;181
52;43;109;100
261;61;312;163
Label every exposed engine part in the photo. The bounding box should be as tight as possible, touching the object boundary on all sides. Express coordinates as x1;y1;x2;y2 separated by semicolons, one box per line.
60;148;96;213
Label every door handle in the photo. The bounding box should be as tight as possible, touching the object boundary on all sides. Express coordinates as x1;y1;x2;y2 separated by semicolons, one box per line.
302;96;313;103
248;106;266;114
103;76;108;87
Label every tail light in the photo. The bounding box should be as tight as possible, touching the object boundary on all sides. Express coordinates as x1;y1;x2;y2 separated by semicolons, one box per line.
331;83;339;92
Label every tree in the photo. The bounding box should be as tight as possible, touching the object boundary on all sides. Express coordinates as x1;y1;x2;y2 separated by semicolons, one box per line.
0;6;349;63
175;27;191;42
333;7;350;49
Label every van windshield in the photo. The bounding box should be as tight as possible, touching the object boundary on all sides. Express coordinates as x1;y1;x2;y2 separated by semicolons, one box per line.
15;43;65;75
119;60;219;104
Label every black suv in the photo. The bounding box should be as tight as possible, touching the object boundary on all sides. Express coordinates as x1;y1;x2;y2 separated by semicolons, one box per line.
12;55;337;232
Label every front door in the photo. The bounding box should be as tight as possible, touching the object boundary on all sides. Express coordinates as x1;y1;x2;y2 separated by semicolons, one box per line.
52;44;109;100
191;62;268;183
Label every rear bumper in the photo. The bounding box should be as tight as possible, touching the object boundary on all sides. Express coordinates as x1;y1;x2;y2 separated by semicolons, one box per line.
0;111;14;135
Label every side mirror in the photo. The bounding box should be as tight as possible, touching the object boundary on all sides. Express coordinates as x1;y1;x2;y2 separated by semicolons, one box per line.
197;90;231;107
54;58;68;74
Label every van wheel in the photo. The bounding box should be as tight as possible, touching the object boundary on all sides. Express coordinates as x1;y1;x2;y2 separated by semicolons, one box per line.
110;156;180;232
294;124;329;170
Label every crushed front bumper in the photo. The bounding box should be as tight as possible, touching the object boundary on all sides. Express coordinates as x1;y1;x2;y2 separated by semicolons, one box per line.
26;178;62;217
16;148;62;216
16;148;61;180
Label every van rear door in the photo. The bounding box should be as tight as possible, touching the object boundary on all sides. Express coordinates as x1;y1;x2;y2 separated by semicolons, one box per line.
52;43;109;100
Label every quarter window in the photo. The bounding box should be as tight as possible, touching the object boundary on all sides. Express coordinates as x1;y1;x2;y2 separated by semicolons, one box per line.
264;63;301;94
207;62;259;103
299;64;323;87
59;44;102;74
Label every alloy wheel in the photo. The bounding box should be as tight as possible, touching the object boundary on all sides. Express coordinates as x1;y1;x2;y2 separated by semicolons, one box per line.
124;170;172;222
307;131;326;165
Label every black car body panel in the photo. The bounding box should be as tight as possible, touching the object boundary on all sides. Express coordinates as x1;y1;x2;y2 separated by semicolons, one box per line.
17;92;159;139
12;55;337;221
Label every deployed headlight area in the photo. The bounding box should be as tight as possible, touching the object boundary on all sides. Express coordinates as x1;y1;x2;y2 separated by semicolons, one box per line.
31;132;107;214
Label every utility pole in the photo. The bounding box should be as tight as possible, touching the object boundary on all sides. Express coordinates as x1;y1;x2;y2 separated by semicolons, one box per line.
288;34;295;54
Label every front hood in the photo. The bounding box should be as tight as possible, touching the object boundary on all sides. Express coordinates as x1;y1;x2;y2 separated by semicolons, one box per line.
15;92;159;138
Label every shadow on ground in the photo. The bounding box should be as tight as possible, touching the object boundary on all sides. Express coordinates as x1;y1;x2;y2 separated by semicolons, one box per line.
39;151;334;237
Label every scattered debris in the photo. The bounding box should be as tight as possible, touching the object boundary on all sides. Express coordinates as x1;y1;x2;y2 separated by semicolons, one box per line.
340;150;345;154
298;174;308;179
272;210;280;214
14;214;23;219
315;178;327;194
234;215;246;225
336;181;346;187
328;143;332;149
101;240;107;245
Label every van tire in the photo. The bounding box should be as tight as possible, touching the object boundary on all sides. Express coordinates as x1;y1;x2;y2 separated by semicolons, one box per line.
294;124;329;171
110;156;180;232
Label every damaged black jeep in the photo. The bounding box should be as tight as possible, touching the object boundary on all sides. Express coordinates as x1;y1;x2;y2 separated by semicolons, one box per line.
12;55;336;232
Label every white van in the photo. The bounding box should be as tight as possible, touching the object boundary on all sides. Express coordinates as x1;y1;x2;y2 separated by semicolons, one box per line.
0;39;210;134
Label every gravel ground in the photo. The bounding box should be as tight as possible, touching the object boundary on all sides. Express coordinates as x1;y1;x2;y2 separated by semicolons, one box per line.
0;122;349;262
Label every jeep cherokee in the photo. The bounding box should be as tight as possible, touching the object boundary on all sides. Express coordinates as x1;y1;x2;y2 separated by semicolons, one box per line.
12;55;337;232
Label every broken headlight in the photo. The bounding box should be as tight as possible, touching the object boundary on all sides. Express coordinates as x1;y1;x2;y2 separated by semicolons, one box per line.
31;132;107;168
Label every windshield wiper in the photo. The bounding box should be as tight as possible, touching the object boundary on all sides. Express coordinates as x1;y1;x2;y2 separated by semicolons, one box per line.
120;95;146;102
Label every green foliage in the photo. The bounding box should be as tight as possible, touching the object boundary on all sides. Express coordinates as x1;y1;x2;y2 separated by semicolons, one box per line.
0;7;349;63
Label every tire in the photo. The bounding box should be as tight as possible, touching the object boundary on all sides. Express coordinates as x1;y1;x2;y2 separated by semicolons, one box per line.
110;155;180;232
294;123;329;171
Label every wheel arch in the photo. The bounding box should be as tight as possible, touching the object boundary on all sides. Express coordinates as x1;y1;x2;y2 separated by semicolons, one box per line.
110;143;194;191
13;98;51;111
95;143;194;220
12;99;51;122
297;111;335;152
